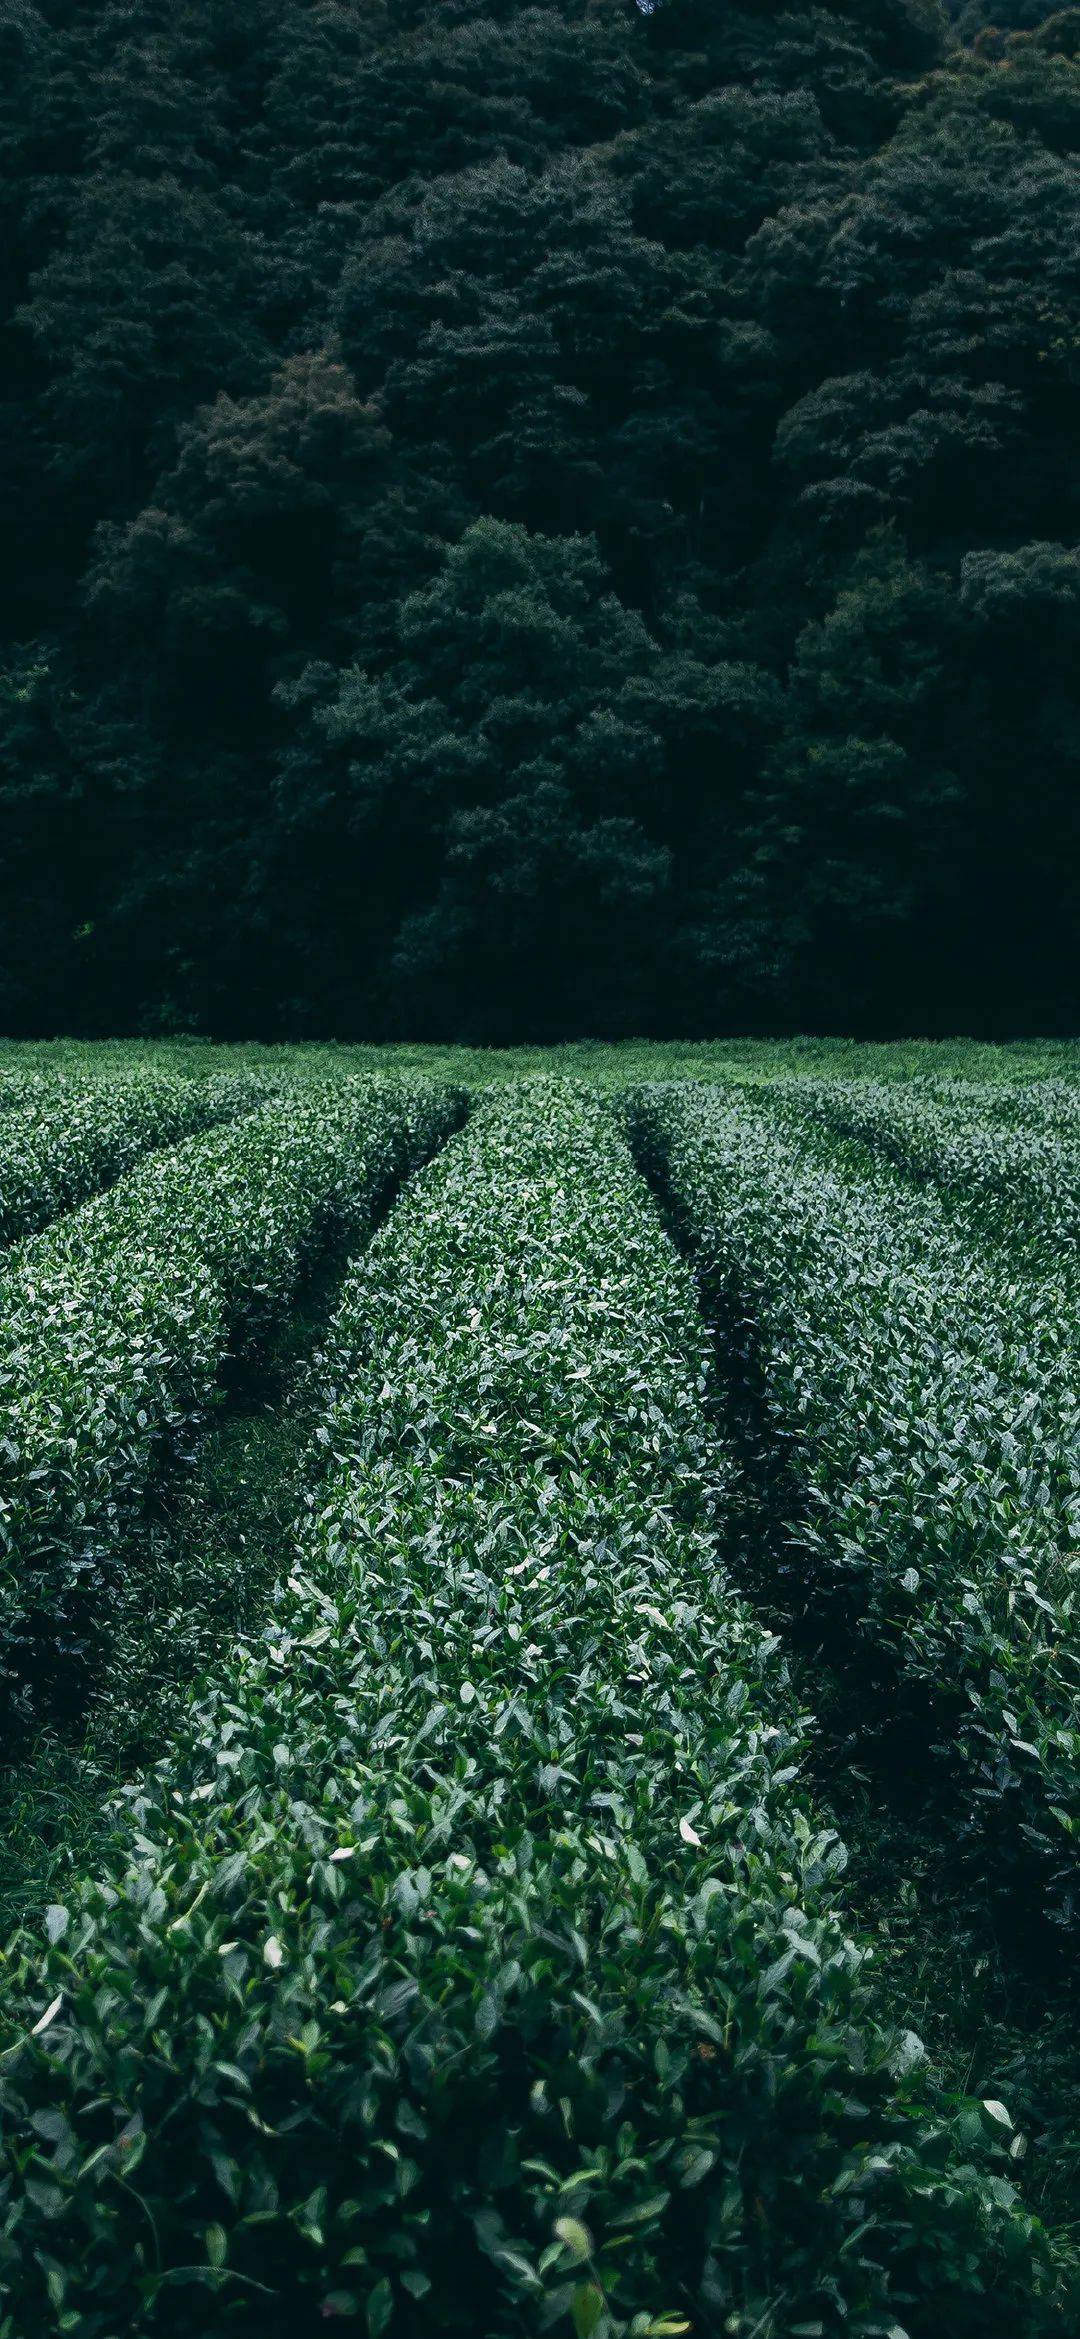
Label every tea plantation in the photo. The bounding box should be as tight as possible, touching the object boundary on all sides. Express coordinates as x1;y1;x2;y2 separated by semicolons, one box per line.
0;1044;1078;2336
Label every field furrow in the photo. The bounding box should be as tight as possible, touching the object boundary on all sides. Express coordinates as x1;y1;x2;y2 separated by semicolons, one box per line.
631;1083;1080;1919
0;1077;461;1729
0;1087;1057;2335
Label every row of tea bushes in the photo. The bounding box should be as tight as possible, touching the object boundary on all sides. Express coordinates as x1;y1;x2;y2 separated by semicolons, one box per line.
631;1084;1080;1920
0;1087;1057;2334
0;1070;73;1116
0;1070;264;1251
780;1081;1080;1265
0;1078;461;1724
919;1081;1080;1135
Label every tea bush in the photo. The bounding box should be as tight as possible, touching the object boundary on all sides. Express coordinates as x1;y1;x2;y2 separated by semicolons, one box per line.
0;1078;460;1721
631;1084;1080;1917
0;1071;262;1251
0;1088;1057;2334
780;1081;1080;1267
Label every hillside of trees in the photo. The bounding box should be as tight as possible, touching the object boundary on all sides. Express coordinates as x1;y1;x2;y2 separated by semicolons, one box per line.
2;0;1078;1038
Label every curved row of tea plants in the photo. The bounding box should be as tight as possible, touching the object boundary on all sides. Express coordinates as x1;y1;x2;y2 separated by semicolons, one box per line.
0;1078;460;1724
0;1070;265;1252
781;1081;1080;1266
631;1084;1080;1920
0;1087;1058;2336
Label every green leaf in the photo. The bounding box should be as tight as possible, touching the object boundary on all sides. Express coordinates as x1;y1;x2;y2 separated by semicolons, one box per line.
571;2282;606;2338
367;2276;394;2337
554;2216;592;2265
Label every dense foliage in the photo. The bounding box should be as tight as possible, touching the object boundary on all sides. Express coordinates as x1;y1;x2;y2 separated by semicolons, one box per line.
0;1084;1060;2332
0;1066;257;1248
3;0;1079;1037
0;1076;459;1726
631;1081;1080;1915
786;1075;1080;1255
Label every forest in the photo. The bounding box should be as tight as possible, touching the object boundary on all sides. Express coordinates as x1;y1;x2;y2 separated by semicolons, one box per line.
2;0;1078;1038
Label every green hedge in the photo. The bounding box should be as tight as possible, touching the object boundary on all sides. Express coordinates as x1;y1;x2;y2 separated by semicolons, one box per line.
0;1087;1057;2334
631;1083;1080;1917
0;1070;263;1251
778;1079;1080;1265
0;1077;460;1719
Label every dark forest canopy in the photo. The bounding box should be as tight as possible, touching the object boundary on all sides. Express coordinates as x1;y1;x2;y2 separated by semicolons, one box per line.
1;0;1078;1038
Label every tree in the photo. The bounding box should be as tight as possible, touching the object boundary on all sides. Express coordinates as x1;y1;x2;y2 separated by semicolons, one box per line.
0;0;1077;1033
271;520;678;1033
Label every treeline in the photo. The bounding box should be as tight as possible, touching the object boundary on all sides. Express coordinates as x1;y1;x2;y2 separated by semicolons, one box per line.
2;0;1078;1038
